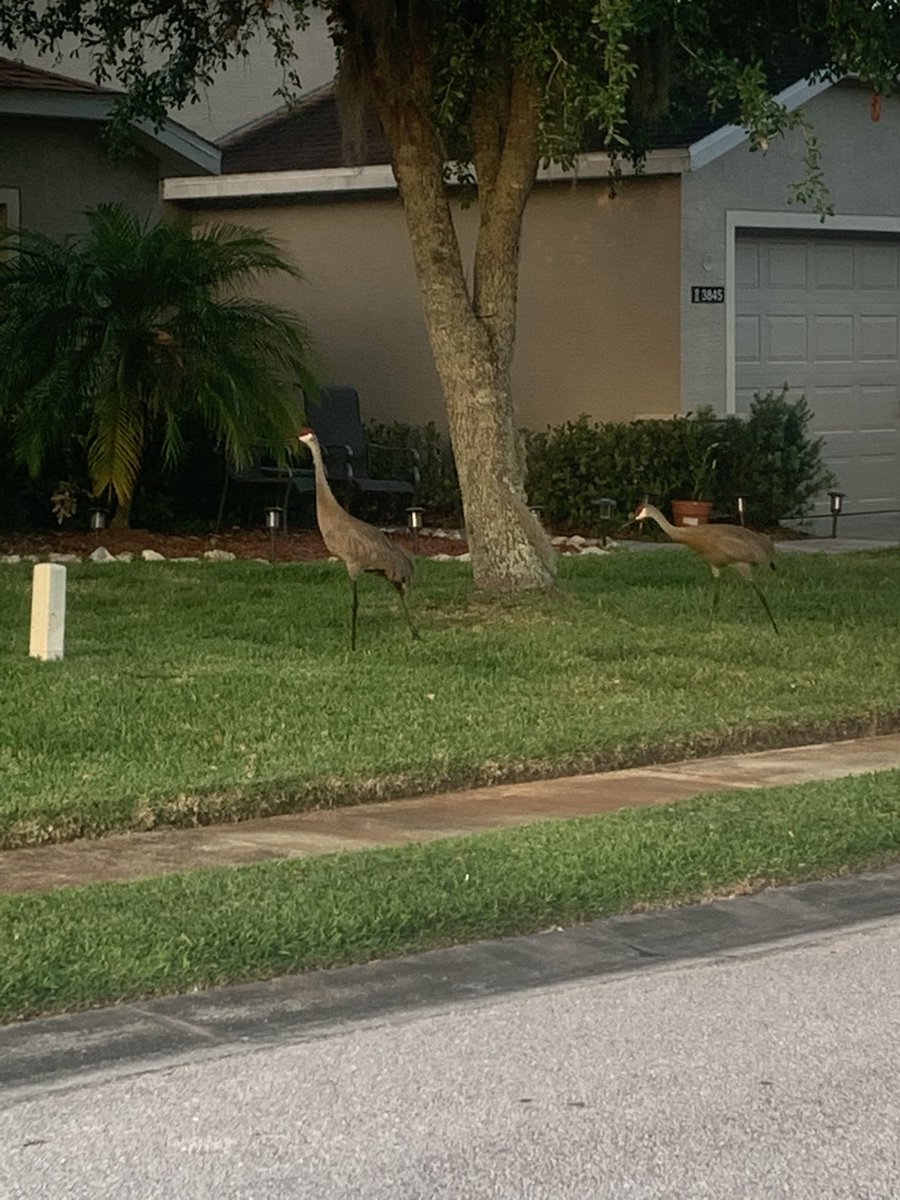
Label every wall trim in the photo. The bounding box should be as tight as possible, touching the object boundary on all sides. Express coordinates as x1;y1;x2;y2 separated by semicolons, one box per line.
0;186;21;231
724;209;900;414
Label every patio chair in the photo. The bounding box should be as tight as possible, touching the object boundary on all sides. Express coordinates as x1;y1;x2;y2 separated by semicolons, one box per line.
216;384;419;531
304;385;420;504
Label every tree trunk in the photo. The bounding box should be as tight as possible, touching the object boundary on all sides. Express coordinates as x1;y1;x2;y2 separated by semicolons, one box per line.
364;50;555;591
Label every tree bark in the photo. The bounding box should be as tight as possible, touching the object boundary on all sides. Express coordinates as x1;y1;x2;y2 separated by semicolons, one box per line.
362;46;555;591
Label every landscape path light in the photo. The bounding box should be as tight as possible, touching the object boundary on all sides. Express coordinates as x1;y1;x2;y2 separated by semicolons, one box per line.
265;505;283;566
596;496;617;545
828;491;845;538
406;505;424;554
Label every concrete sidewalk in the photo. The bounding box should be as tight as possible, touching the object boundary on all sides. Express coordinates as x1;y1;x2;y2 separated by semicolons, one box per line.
2;732;899;896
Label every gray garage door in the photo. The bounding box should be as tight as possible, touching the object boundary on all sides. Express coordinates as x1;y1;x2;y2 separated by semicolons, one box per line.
735;233;900;513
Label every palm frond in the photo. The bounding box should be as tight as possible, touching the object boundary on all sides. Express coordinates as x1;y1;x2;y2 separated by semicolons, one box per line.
0;203;318;513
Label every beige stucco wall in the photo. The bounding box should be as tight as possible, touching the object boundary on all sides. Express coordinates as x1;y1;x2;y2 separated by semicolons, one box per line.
190;172;681;431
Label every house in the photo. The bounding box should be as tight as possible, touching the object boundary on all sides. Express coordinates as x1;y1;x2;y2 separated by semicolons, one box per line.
163;78;900;517
0;57;220;241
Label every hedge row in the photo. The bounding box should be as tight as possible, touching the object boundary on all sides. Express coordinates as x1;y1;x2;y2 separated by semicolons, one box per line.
373;388;835;531
1;390;834;534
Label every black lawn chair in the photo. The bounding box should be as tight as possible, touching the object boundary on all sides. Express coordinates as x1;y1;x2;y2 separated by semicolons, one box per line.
216;385;419;531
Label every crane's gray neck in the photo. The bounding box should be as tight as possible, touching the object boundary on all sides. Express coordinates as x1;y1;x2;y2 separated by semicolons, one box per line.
306;438;343;521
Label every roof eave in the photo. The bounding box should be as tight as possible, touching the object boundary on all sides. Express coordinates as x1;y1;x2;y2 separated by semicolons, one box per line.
0;90;221;175
689;75;835;170
163;148;689;203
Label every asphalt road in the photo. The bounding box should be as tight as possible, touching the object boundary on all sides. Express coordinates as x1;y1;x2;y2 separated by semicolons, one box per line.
2;910;899;1199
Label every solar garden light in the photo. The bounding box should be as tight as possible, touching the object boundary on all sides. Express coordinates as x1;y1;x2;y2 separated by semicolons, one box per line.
736;495;747;526
828;491;845;538
596;496;617;545
89;507;107;532
406;505;424;554
265;505;283;566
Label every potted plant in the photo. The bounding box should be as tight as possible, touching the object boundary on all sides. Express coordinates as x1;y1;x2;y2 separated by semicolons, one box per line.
671;412;720;527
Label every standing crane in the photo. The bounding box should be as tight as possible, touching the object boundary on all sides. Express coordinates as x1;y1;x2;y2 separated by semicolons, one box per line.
297;427;420;649
632;502;779;633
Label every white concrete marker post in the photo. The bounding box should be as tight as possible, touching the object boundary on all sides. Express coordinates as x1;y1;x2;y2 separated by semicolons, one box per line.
30;562;66;661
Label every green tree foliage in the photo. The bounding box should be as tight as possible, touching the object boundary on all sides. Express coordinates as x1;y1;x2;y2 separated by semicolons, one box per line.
0;204;316;521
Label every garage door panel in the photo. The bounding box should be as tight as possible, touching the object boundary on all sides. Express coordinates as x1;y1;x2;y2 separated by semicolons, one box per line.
859;245;900;290
735;315;761;363
858;315;899;361
766;315;808;361
812;243;854;290
766;242;808;288
813;315;854;361
735;241;760;287
806;386;853;429
736;234;900;512
858;385;899;428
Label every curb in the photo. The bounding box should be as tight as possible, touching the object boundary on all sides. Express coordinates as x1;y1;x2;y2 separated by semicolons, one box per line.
2;863;899;1103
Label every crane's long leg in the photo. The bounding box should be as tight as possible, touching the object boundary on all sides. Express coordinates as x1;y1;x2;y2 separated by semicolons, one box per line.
350;577;359;650
751;580;779;635
707;569;721;630
395;583;421;641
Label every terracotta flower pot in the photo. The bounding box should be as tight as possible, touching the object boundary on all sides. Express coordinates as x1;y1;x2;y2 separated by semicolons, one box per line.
671;499;712;528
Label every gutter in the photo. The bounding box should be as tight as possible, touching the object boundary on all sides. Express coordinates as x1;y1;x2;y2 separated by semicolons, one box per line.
162;148;690;203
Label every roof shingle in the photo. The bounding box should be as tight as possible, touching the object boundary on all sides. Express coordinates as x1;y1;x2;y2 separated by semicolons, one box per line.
0;56;114;95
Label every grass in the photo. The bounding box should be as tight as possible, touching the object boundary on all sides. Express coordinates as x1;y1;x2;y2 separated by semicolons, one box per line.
2;768;899;1023
1;548;899;849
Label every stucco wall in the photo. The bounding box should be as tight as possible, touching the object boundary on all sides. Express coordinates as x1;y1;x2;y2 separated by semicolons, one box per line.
0;115;169;239
190;172;681;432
681;81;900;413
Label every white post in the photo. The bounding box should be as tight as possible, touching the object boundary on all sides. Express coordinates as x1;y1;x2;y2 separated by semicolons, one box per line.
30;563;66;661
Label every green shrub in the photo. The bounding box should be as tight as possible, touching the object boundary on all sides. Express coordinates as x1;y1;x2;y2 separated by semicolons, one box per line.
367;420;463;523
524;389;835;531
524;415;696;531
720;387;837;526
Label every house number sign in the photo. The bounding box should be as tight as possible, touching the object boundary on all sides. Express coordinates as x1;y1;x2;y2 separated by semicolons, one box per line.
691;286;725;303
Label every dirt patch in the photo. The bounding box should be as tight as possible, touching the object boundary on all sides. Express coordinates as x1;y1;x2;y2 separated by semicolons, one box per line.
0;526;469;563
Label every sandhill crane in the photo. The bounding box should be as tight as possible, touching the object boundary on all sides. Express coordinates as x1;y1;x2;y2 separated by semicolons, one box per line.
632;502;779;633
298;428;420;649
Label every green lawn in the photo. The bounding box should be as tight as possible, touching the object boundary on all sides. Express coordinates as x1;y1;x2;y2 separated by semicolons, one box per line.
1;548;899;849
2;769;898;1023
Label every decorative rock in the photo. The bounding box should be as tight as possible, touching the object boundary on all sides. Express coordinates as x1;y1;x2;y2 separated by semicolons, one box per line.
89;546;117;563
579;544;609;556
171;556;201;563
567;535;587;546
142;549;166;561
203;549;236;562
117;552;134;563
48;553;80;564
456;552;471;561
551;536;568;546
1;554;21;564
430;553;455;561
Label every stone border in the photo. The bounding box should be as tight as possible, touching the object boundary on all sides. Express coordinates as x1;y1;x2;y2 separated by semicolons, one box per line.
0;528;618;566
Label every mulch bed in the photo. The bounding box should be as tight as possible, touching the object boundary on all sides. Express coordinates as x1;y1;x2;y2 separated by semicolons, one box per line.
0;526;469;562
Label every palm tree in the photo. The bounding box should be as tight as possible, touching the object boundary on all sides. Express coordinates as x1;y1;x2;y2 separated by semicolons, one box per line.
0;203;316;523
